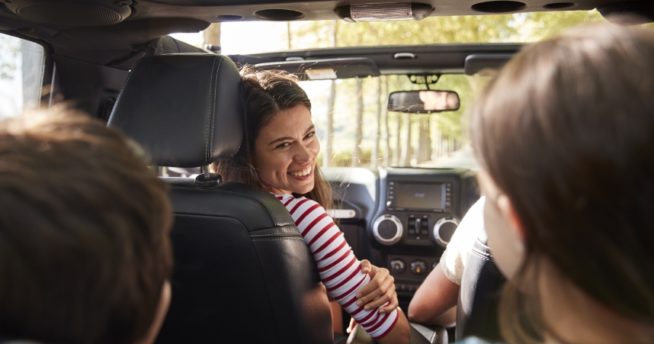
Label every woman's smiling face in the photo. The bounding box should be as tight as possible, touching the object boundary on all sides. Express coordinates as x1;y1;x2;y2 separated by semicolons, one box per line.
253;104;319;195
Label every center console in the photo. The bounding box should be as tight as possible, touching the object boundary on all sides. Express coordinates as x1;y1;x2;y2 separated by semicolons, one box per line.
369;167;477;297
372;179;459;247
324;166;478;304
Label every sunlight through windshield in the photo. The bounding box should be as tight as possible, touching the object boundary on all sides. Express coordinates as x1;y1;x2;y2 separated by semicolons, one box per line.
171;10;606;169
218;11;603;54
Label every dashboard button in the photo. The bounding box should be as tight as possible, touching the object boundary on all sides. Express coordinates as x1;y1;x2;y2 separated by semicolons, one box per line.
389;259;406;274
414;217;422;232
409;260;427;275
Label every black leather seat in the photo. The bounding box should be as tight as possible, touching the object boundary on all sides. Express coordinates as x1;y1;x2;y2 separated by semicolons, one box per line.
108;54;333;343
456;230;505;342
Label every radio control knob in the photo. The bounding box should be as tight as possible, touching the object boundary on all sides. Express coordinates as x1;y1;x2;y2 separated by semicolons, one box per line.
389;259;406;274
372;214;403;245
410;260;427;275
432;217;459;247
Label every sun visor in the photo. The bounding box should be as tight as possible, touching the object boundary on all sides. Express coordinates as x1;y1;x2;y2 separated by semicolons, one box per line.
255;57;380;80
464;54;514;75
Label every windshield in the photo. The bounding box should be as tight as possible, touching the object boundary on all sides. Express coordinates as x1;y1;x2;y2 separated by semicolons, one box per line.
299;74;483;169
172;10;609;169
218;11;604;55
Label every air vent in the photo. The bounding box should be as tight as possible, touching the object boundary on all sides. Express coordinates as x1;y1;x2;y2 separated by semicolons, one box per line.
254;9;303;21
472;1;526;13
2;0;132;26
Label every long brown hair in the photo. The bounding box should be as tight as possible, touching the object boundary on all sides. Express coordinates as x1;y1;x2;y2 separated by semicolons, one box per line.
214;67;332;209
471;24;654;342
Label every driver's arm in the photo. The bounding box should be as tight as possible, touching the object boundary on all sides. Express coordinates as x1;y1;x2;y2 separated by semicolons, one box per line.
408;197;486;326
408;264;459;326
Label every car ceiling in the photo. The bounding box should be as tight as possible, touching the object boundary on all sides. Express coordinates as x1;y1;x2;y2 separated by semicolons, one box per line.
0;0;650;67
0;0;647;118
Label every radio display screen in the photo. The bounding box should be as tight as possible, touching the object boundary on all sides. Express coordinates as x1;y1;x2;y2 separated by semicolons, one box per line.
394;183;446;210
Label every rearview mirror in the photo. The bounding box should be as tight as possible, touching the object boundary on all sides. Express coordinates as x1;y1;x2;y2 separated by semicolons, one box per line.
388;90;460;113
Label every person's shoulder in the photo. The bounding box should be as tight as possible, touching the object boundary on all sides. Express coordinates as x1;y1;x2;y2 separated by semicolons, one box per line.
454;196;486;237
274;193;293;202
276;194;323;211
294;196;324;211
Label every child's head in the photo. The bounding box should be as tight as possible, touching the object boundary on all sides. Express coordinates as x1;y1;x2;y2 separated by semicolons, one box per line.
0;106;172;343
471;24;654;342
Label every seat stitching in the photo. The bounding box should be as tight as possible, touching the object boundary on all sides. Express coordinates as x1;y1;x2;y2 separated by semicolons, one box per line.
206;57;219;163
210;57;223;162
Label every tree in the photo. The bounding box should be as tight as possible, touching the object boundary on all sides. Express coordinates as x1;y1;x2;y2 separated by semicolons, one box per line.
352;77;363;166
394;112;401;166
324;80;336;167
0;35;21;118
401;116;412;166
371;77;382;168
417;116;431;164
0;35;19;80
323;21;338;167
383;77;391;166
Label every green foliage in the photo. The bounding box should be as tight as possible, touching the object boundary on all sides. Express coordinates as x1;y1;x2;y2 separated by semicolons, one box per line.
292;11;604;50
329;148;372;167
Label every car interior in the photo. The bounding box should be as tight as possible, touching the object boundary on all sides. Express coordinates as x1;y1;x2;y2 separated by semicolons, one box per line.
0;0;651;343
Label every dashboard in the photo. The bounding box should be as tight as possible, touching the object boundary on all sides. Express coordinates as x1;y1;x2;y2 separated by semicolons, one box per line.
324;167;479;309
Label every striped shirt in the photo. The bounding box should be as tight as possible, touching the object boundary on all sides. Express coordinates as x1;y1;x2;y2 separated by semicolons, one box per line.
276;194;399;339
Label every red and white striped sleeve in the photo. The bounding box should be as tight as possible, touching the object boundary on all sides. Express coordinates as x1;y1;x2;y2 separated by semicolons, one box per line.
275;194;399;339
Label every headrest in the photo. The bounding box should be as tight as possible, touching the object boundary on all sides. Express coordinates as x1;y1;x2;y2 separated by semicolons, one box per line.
108;54;243;167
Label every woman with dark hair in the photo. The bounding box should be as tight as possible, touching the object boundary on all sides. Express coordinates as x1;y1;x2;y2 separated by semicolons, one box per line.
214;67;410;343
470;23;654;343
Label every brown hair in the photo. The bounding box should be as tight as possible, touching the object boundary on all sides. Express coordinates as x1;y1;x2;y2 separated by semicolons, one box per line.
0;106;172;343
471;24;654;342
214;67;332;208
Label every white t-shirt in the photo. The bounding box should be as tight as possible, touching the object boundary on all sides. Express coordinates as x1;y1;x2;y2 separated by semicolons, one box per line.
439;197;485;285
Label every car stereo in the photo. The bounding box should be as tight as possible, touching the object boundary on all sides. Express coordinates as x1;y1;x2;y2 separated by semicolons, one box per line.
387;181;452;212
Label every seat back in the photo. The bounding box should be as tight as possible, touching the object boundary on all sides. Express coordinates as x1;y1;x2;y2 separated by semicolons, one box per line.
109;54;333;343
456;231;505;342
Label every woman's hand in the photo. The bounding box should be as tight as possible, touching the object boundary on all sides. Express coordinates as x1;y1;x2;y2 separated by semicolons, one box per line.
355;259;399;313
